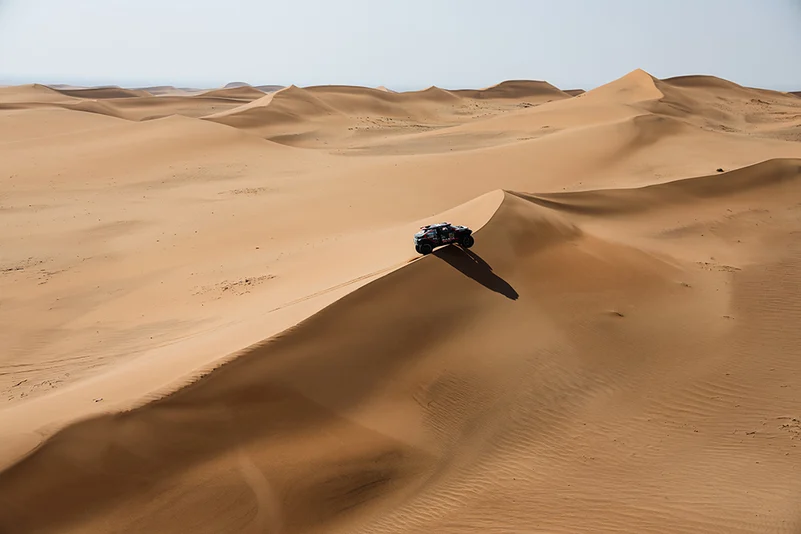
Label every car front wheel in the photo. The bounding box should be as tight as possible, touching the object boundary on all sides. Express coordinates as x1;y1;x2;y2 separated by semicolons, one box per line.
419;242;433;255
460;235;474;248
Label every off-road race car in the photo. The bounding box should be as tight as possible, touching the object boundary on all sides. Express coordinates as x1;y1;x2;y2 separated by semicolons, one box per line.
414;222;474;255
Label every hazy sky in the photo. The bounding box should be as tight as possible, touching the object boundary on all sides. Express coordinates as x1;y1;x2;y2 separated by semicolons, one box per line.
1;0;799;91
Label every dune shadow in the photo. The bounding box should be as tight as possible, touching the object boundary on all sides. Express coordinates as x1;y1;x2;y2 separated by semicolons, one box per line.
434;246;519;300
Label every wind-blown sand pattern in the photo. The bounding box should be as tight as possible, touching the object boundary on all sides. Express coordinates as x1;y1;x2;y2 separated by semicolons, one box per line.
2;69;801;533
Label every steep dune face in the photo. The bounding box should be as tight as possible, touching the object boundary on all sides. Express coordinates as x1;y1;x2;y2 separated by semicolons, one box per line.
3;159;801;533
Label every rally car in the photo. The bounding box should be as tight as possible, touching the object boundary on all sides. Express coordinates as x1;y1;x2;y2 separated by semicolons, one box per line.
413;222;474;255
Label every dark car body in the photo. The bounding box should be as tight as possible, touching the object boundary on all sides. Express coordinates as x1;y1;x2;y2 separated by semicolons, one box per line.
413;222;474;254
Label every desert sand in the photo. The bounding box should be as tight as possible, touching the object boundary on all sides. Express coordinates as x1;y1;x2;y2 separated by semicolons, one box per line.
1;69;801;533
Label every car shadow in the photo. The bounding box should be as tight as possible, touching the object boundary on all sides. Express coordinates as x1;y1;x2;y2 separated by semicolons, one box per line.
434;246;519;300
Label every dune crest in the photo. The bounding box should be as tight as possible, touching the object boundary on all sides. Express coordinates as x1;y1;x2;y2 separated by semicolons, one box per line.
577;68;665;103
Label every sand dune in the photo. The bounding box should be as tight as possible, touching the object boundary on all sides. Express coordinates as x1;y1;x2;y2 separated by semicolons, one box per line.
224;81;252;88
0;83;78;106
137;86;208;96
203;82;566;148
3;160;801;533
2;70;801;533
450;79;572;101
82;94;261;121
0;86;266;121
53;86;153;99
198;86;268;100
255;84;285;93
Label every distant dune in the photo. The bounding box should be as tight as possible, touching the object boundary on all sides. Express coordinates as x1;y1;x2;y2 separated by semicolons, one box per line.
2;69;801;534
451;79;572;101
45;84;90;91
223;81;252;88
202;82;564;147
196;85;267;100
136;86;206;96
255;84;285;93
53;86;152;99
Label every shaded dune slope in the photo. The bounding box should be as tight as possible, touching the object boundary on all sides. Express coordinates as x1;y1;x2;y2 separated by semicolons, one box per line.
53;86;153;99
516;157;801;217
57;95;268;121
82;95;259;121
2;159;801;533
